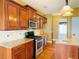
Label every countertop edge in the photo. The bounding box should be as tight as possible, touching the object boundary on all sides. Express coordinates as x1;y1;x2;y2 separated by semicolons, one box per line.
0;39;34;48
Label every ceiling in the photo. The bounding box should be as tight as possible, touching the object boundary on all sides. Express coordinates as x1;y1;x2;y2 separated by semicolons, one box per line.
15;0;79;15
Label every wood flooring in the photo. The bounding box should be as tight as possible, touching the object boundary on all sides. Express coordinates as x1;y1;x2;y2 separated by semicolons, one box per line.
37;43;54;59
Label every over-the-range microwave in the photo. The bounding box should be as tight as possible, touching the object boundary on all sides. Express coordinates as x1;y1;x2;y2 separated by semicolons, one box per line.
29;20;38;29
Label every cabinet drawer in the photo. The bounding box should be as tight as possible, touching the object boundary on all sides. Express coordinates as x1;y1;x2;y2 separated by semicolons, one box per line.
12;44;25;53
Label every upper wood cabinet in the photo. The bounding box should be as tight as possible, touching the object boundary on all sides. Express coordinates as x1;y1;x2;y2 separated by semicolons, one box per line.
26;6;37;21
36;14;47;29
0;0;28;30
19;7;28;29
39;17;43;29
0;0;47;30
5;1;19;30
43;17;47;24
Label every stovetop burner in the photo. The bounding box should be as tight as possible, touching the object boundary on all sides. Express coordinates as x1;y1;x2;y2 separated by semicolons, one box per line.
34;36;42;41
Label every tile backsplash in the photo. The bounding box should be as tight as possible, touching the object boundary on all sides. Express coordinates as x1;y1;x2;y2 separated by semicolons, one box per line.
0;30;27;43
0;29;41;43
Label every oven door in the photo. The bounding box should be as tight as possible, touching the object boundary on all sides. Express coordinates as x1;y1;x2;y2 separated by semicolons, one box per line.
36;39;43;56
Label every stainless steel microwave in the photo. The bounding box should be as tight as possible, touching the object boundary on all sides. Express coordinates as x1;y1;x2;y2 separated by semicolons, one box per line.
29;20;38;29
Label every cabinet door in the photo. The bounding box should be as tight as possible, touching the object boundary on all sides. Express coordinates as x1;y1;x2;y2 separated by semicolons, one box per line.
26;46;33;59
72;46;78;59
66;45;73;59
12;44;26;59
55;44;68;59
36;14;40;29
27;7;36;21
6;1;19;30
39;17;43;29
29;9;34;20
26;41;34;59
43;17;47;24
19;7;28;29
13;49;26;59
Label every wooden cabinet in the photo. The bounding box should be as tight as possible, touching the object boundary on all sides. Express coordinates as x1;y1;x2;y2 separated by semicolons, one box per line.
12;40;34;59
12;49;26;59
55;44;68;59
19;7;28;29
6;1;29;30
0;0;46;30
26;40;34;59
26;6;36;21
39;18;43;29
0;0;29;30
55;44;79;59
35;14;40;29
35;14;47;29
43;17;47;24
6;1;19;30
12;44;26;59
67;46;79;59
72;46;78;59
0;40;34;59
35;14;43;29
13;50;26;59
0;0;5;30
5;1;29;30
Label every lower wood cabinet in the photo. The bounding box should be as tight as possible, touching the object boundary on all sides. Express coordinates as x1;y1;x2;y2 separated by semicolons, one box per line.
12;44;26;59
0;40;34;59
55;44;79;59
26;41;34;59
12;40;34;59
72;46;78;59
12;49;26;59
55;44;68;59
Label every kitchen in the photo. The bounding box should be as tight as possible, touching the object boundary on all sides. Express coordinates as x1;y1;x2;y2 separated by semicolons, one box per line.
0;0;79;59
0;0;47;59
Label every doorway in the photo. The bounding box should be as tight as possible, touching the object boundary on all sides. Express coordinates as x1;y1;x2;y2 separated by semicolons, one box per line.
58;18;67;42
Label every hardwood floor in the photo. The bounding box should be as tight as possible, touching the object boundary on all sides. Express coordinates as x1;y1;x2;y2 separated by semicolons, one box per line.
37;43;54;59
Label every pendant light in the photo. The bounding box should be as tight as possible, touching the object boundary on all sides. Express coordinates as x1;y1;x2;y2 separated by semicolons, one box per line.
60;0;74;16
62;11;73;16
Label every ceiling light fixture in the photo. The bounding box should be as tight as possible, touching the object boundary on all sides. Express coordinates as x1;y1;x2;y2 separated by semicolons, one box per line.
60;0;74;16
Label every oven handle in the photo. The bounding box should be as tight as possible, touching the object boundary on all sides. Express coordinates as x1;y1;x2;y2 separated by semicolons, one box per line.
36;39;43;42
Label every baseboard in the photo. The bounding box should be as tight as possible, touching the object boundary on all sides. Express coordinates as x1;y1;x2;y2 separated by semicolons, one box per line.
47;41;52;43
52;39;57;41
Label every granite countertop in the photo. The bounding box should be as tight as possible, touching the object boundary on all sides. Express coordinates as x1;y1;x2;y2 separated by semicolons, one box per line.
0;38;34;48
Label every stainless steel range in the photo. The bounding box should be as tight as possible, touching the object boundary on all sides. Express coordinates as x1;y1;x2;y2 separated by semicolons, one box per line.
34;36;43;57
25;31;43;58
